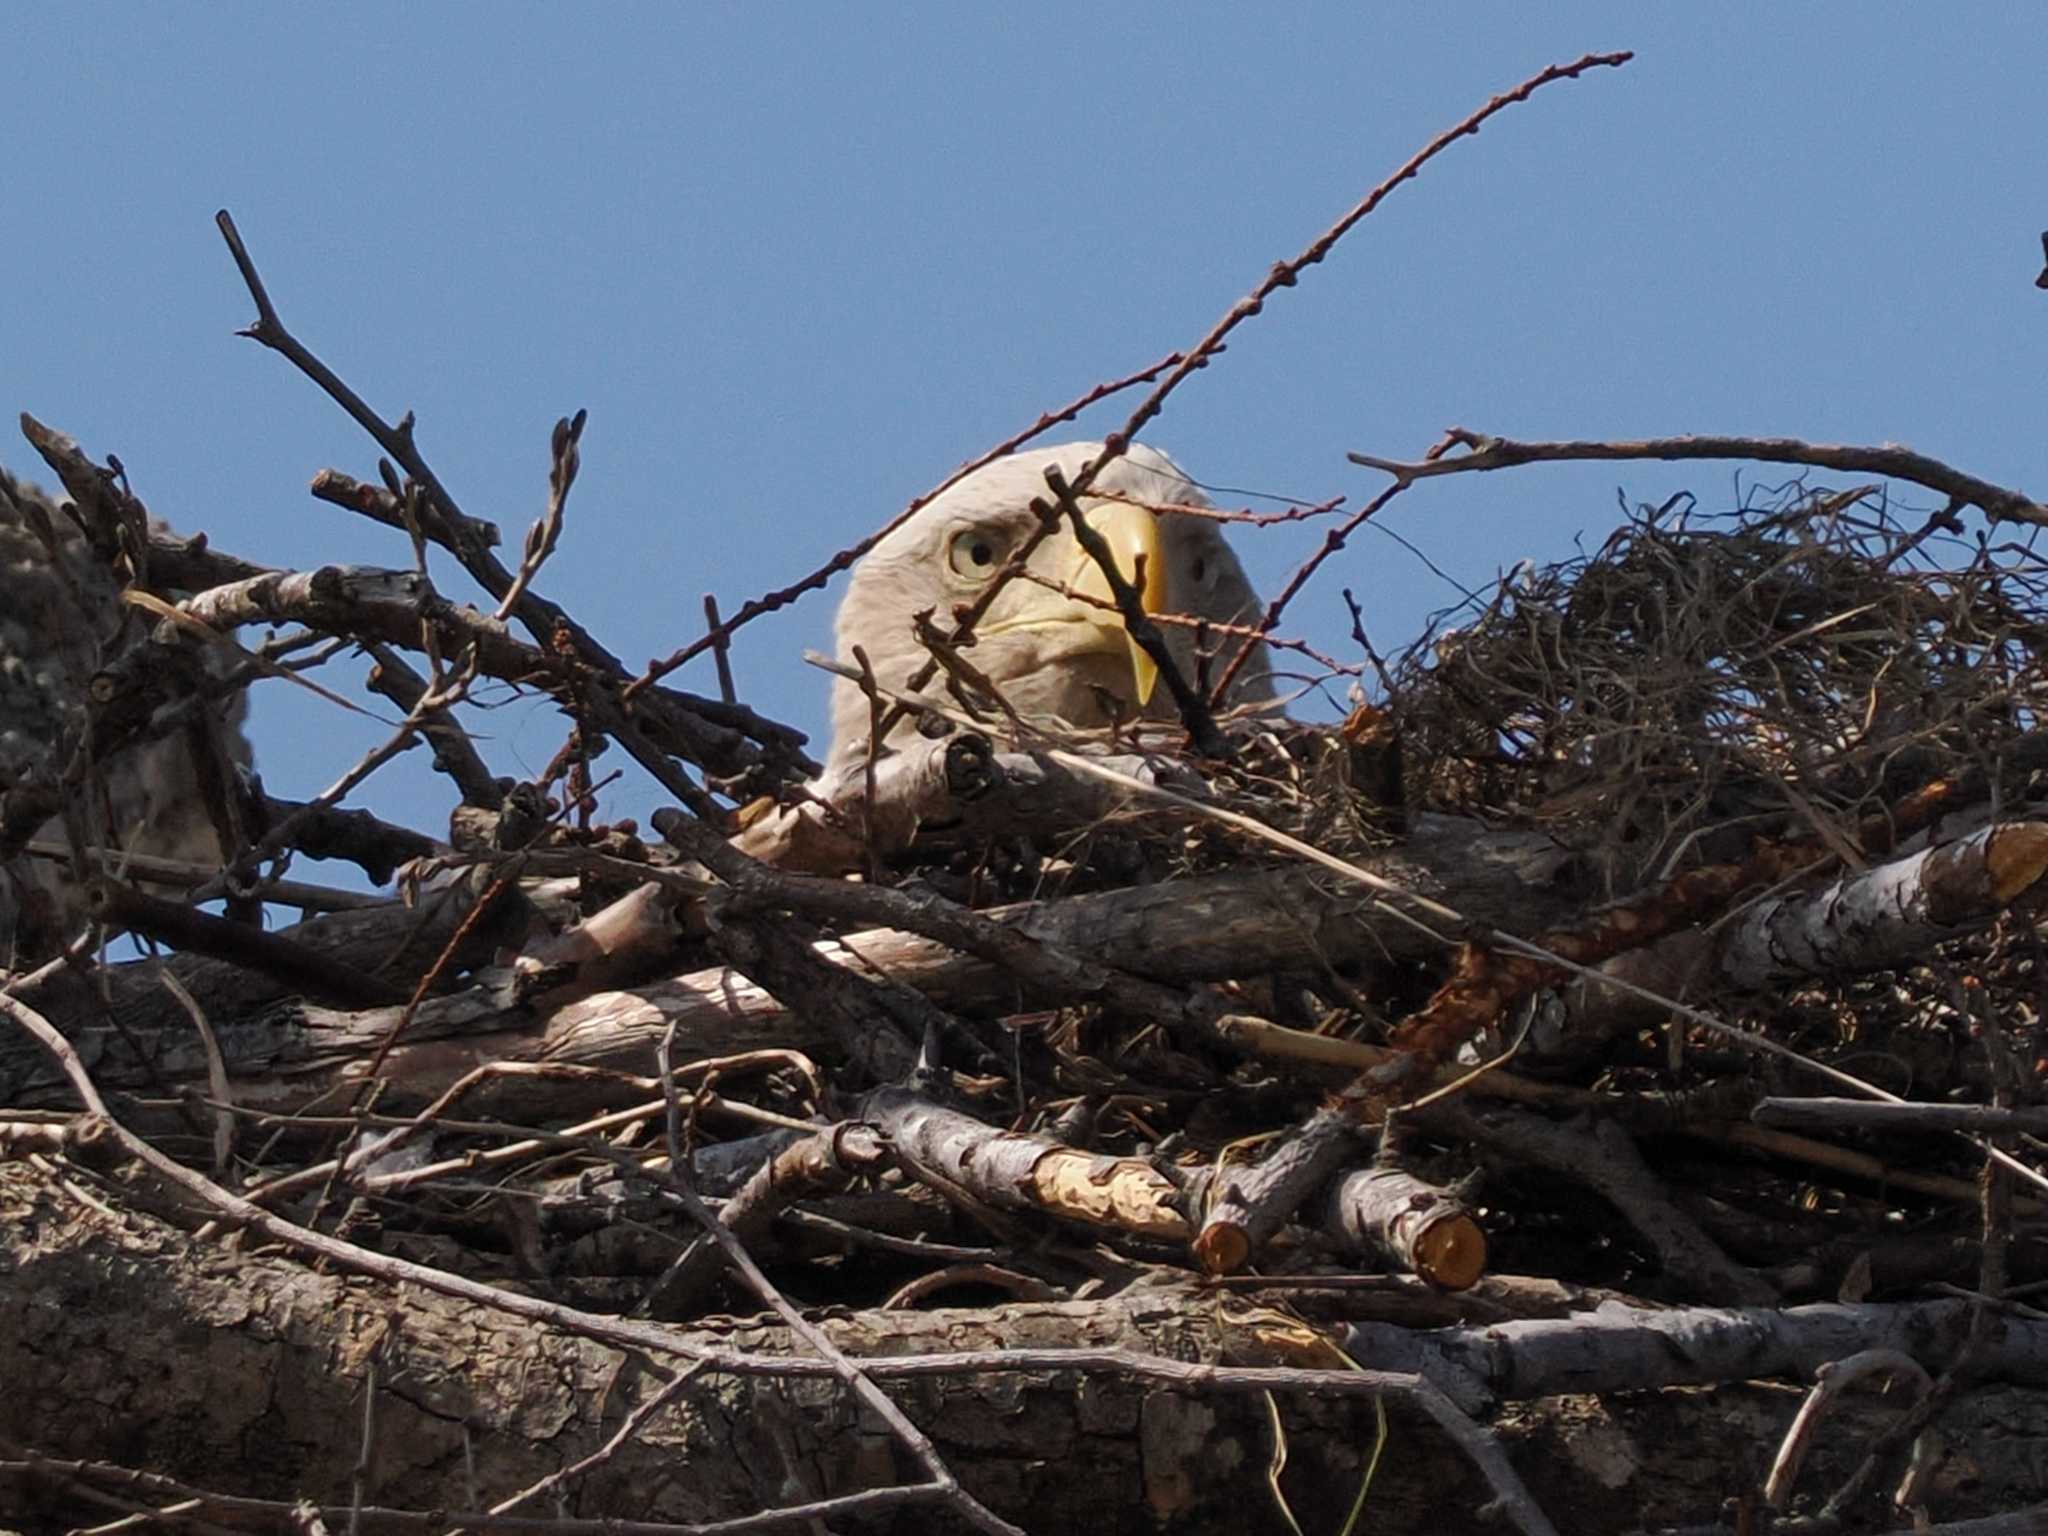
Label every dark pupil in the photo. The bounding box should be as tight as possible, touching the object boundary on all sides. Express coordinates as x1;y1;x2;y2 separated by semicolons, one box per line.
971;540;994;566
1192;556;1208;584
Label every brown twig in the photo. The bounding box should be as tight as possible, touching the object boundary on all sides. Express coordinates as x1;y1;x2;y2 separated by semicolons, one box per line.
624;350;1189;693
701;593;737;705
4;1449;956;1536
1011;569;1362;678
1042;465;1228;757
651;1023;1027;1536
1091;488;1348;527
87;883;406;1009
1347;428;2048;528
1075;50;1635;507
1209;475;1417;703
484;1361;712;1519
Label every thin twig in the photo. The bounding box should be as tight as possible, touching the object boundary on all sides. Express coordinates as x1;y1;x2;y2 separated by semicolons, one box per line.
625;350;1189;692
896;52;1633;735
485;1361;711;1518
701;593;737;705
1042;465;1227;756
1209;474;1418;702
493;409;585;623
1347;428;2048;528
652;1021;1026;1536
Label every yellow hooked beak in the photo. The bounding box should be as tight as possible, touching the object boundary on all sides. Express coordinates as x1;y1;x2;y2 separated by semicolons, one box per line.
973;499;1168;708
1062;500;1167;706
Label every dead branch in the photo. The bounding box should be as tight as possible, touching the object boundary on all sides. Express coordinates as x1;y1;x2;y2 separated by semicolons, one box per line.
0;1157;1593;1536
1193;1107;1365;1275
864;1085;1191;1244
1753;1098;2048;1137
1349;428;2048;528
1325;1166;1488;1292
1716;821;2048;988
85;882;409;1009
1342;1295;2034;1410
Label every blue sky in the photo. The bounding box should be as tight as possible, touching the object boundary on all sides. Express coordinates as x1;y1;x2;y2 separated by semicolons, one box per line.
8;7;2045;859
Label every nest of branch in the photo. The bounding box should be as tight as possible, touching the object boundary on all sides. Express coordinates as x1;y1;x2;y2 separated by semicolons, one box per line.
1390;482;2045;890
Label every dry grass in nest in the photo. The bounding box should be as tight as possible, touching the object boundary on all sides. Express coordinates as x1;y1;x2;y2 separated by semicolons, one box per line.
1387;480;2048;893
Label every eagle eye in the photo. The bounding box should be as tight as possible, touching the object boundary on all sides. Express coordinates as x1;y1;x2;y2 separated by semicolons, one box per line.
947;526;1008;579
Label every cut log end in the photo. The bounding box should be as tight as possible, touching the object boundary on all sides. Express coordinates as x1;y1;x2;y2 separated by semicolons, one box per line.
1193;1223;1250;1276
1413;1211;1488;1292
1985;822;2048;904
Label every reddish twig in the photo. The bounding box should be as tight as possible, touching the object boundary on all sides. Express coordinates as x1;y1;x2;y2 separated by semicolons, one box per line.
1011;570;1361;677
864;54;1634;751
1071;50;1631;507
1090;488;1348;527
1208;475;1418;702
624;350;1187;695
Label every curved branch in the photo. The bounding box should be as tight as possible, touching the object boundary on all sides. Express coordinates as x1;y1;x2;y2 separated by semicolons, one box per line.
1349;429;2048;527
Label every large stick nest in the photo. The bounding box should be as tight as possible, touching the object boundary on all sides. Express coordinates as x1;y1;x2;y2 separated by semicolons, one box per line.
1393;483;2044;887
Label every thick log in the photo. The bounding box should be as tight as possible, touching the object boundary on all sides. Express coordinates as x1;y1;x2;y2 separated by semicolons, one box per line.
6;815;1581;1120
5;1159;2047;1533
0;876;531;1112
1715;821;2048;988
1552;821;2048;1052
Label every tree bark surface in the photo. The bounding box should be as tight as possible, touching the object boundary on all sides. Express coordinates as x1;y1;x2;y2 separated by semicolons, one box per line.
6;1161;2048;1533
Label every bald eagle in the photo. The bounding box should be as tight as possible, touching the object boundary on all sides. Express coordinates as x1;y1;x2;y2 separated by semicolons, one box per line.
826;442;1273;774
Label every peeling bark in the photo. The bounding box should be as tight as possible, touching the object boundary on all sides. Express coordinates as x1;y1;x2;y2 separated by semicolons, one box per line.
865;1086;1191;1243
1716;821;2048;988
